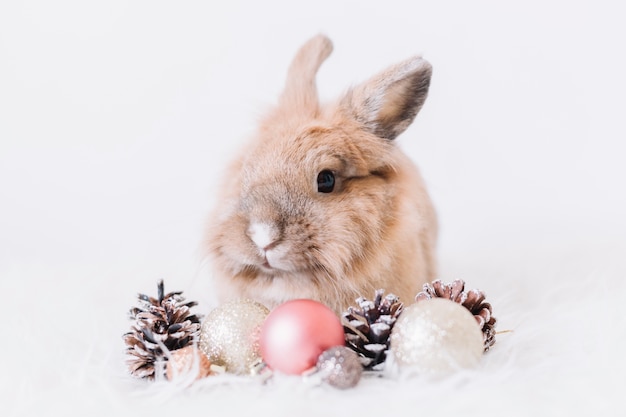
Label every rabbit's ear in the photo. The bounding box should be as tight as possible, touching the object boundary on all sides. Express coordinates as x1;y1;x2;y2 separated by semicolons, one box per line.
279;34;333;116
341;57;432;140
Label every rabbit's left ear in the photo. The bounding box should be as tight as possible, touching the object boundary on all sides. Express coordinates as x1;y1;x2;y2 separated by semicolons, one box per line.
341;56;432;140
279;34;333;117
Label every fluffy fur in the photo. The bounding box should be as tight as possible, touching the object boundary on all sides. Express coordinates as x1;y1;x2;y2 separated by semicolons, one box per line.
204;35;438;314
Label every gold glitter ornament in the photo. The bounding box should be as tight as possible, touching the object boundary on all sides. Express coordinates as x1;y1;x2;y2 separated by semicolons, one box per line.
390;298;483;374
198;299;270;375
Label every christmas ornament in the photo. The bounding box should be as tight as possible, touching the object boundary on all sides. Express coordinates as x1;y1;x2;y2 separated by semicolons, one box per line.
342;289;403;370
259;299;344;375
415;279;497;351
123;279;202;379
165;345;213;381
316;346;363;389
390;298;484;374
198;298;270;375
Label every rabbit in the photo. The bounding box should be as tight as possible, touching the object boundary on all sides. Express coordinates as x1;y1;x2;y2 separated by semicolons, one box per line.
203;34;438;315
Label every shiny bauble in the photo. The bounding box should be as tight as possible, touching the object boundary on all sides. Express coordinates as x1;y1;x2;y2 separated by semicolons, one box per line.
198;299;270;375
165;345;213;381
259;299;344;375
390;298;484;374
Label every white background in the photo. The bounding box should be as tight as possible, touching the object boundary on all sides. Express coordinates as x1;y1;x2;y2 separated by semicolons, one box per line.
1;1;625;415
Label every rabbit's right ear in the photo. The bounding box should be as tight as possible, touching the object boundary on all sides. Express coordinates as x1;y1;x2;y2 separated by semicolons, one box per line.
279;34;333;117
340;56;432;140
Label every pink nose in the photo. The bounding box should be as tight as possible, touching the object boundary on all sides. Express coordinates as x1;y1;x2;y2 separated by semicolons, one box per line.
247;222;279;251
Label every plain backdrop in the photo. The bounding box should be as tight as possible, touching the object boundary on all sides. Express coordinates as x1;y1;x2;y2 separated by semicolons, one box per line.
1;1;625;416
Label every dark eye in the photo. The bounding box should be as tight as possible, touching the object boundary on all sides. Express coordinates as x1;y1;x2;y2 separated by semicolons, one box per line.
317;170;335;193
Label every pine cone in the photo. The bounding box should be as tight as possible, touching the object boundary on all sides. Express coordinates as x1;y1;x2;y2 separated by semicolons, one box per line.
123;279;203;379
415;279;497;351
342;289;404;370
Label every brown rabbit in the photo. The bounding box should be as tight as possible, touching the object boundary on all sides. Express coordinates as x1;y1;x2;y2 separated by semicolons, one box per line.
204;34;437;315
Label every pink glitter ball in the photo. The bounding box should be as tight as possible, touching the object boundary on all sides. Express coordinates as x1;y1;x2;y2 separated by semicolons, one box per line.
259;299;345;375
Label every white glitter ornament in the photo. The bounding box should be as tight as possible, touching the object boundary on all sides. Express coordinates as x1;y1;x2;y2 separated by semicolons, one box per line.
390;298;484;374
198;299;270;375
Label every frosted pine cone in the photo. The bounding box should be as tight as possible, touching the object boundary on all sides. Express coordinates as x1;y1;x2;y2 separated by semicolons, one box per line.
342;289;404;370
416;279;497;351
123;279;203;379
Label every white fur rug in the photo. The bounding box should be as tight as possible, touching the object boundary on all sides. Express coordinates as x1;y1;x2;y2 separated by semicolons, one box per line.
3;240;624;416
1;1;624;416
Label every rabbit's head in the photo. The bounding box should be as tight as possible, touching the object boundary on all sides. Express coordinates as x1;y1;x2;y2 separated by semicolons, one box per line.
205;35;437;314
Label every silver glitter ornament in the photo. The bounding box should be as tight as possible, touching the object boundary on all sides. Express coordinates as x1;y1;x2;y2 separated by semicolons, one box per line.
316;346;363;389
199;299;270;375
390;298;483;374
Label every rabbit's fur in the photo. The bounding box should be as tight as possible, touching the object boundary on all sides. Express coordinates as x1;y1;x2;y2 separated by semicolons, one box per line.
204;34;437;314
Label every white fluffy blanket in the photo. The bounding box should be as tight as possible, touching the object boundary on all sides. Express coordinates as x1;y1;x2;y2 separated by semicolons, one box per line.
1;1;624;416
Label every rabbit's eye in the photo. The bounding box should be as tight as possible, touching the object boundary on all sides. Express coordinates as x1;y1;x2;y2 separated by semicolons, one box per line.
317;170;335;193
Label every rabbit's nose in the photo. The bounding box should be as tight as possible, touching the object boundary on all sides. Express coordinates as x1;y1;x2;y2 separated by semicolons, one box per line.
247;222;280;251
